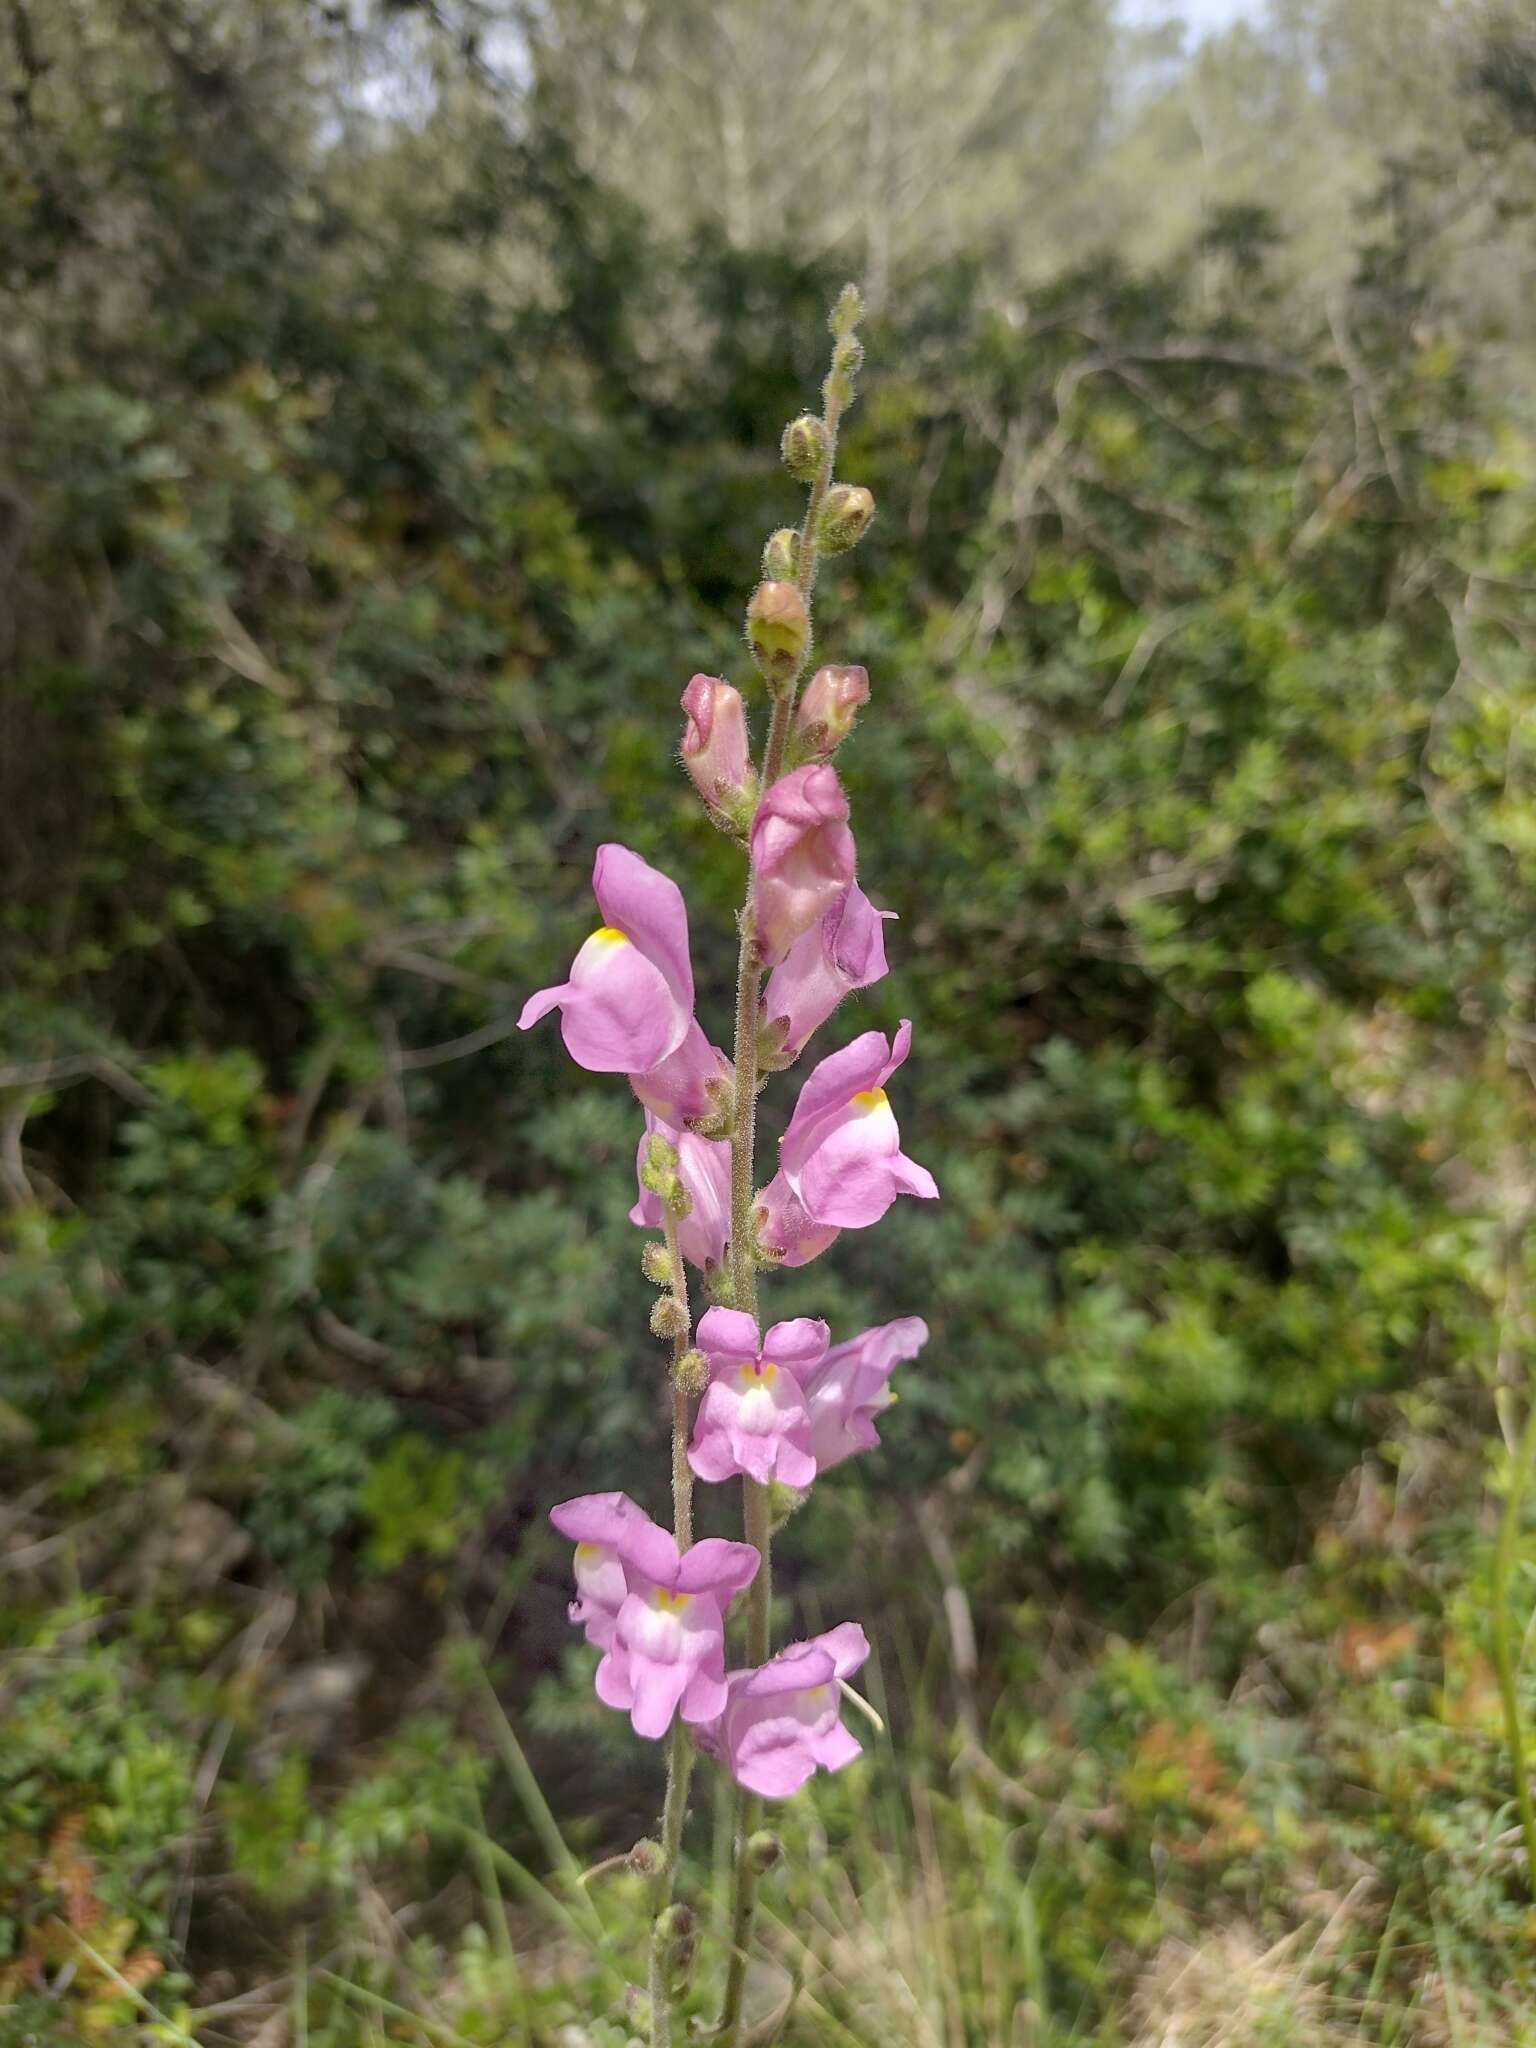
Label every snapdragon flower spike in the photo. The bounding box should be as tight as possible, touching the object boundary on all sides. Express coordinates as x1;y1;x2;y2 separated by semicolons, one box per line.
761;882;893;1063
700;1623;871;1799
550;1492;759;1738
750;764;857;966
688;1308;826;1487
629;1110;732;1273
517;843;731;1124
755;1021;937;1260
803;1316;929;1472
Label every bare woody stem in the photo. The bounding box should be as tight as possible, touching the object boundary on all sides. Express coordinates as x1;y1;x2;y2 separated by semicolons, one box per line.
717;312;854;2048
650;1209;696;2047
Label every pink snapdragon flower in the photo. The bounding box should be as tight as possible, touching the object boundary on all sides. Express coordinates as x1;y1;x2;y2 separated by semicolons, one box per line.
700;1623;871;1798
750;765;856;966
755;1021;937;1261
687;1308;826;1487
550;1492;759;1738
803;1316;929;1471
761;882;893;1062
681;674;752;816
517;844;731;1124
628;1110;732;1273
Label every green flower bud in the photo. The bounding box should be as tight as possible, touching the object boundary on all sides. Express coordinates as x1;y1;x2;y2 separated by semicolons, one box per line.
650;1295;686;1340
762;526;801;582
746;1830;783;1874
756;1010;793;1073
657;1903;696;1991
746;580;810;688
817;484;874;555
627;1837;664;1876
781;414;828;483
767;1480;807;1532
674;1347;710;1397
830;282;864;337
641;1132;679;1192
641;1241;673;1287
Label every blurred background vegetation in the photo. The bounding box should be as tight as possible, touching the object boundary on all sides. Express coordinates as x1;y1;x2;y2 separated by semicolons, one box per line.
3;1;1536;2041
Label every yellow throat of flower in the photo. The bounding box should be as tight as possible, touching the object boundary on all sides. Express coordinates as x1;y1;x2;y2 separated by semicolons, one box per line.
850;1087;889;1112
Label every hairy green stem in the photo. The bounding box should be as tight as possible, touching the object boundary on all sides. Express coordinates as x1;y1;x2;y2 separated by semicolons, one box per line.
665;1208;694;1549
648;1721;696;2048
1493;1388;1536;1898
650;1210;696;2046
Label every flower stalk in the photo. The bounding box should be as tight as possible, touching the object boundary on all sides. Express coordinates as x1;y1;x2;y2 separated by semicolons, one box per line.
715;288;859;2048
527;283;936;2037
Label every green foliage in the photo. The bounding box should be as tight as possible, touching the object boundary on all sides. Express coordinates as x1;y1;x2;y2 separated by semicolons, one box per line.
3;0;1536;2036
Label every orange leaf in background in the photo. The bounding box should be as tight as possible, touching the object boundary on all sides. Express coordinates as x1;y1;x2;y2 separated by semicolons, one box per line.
1335;1621;1419;1678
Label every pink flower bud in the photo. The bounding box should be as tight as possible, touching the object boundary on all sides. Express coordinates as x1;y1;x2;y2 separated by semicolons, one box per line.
793;665;869;758
750;764;856;966
680;674;752;817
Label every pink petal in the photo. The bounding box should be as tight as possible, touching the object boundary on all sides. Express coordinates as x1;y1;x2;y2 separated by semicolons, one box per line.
761;1317;830;1369
559;934;683;1073
774;1438;817;1489
817;1622;872;1680
592;844;694;1012
680;1664;729;1725
594;1648;635;1711
810;1720;863;1772
890;1152;939;1200
740;1643;838;1699
631;1020;733;1126
629;1658;690;1739
753;1172;841;1268
781;1028;892;1149
517;982;570;1031
676;1539;760;1599
696;1306;762;1362
792;1102;904;1228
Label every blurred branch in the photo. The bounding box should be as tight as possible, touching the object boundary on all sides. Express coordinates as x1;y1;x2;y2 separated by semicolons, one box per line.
0;1051;153;1105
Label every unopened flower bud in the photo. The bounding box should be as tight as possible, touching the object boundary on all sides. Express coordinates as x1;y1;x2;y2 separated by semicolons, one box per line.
641;1133;679;1190
657;1903;696;1990
794;664;869;757
826;332;865;410
746;1830;783;1874
830;282;864;337
680;674;754;823
674;1347;710;1397
817;484;874;556
781;414;828;482
627;1837;664;1876
762;527;800;582
767;1480;807;1531
746;581;809;689
650;1295;686;1340
641;1241;673;1287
